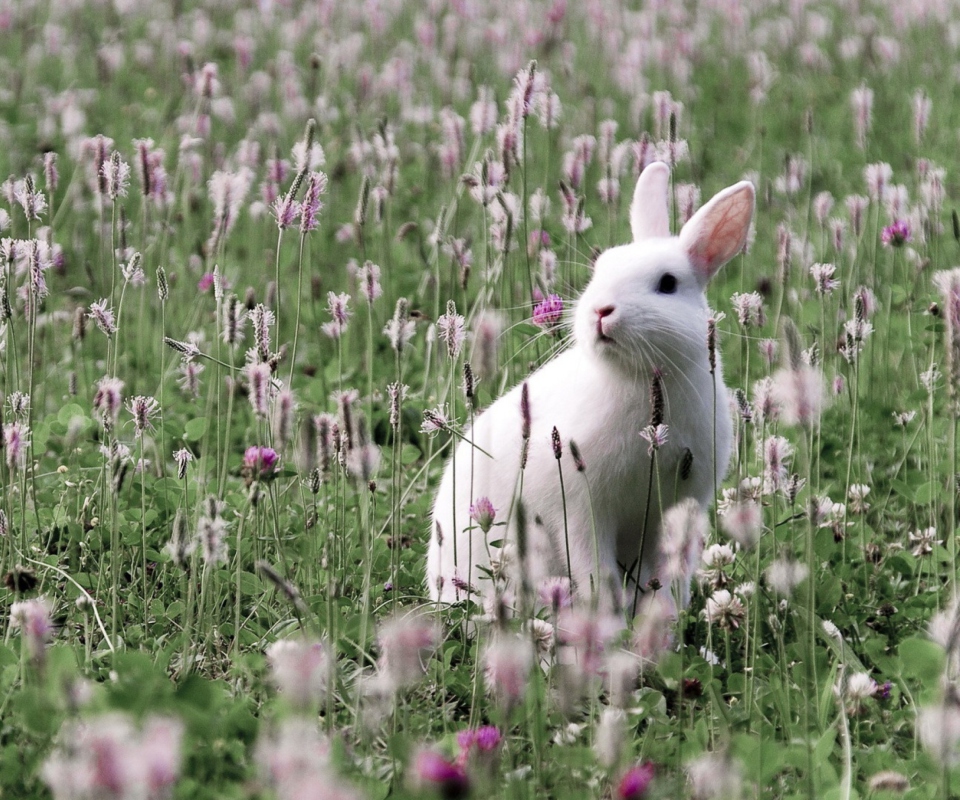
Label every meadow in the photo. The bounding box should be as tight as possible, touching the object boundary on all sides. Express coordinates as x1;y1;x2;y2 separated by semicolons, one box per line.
1;0;960;797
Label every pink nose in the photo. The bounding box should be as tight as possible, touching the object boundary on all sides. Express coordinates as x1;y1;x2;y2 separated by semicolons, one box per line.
596;305;615;338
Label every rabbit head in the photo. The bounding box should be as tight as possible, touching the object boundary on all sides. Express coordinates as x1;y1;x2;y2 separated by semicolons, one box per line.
574;162;755;377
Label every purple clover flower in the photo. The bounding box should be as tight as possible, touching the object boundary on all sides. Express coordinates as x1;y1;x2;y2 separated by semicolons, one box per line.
617;762;655;799
413;751;469;799
881;219;911;248
243;446;279;477
469;497;496;533
532;293;564;328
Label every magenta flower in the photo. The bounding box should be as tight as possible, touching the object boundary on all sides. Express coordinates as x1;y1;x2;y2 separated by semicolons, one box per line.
469;497;496;533
413;750;469;799
881;219;911;247
243;446;279;477
617;762;655;799
197;272;216;292
532;293;564;328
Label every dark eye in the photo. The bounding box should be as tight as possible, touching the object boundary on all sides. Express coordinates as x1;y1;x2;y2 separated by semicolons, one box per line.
657;273;678;294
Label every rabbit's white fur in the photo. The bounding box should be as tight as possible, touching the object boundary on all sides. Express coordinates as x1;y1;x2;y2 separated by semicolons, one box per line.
427;162;755;615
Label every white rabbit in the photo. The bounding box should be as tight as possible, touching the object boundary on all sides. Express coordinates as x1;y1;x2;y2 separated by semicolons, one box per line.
427;162;755;616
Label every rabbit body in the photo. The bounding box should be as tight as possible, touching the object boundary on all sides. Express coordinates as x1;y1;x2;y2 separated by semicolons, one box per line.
427;163;754;615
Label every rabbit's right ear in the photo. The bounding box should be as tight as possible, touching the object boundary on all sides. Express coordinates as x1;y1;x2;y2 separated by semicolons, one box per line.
629;161;671;242
679;180;755;284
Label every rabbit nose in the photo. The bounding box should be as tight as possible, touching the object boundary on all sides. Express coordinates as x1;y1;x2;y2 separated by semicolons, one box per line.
596;305;615;339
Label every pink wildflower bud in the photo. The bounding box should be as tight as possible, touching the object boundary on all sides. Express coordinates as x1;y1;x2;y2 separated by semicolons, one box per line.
617;762;655;799
469;497;496;534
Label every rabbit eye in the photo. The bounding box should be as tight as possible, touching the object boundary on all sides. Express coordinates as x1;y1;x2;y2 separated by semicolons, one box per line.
657;273;678;294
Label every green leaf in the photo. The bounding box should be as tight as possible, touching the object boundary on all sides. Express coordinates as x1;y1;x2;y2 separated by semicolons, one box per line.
899;637;945;683
184;416;208;442
57;403;90;428
401;443;421;465
914;481;941;505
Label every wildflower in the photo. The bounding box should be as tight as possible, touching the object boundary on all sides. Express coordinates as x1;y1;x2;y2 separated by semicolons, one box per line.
102;151;130;200
850;85;873;149
322;291;351;339
437;300;465;359
243;446;279;482
765;557;809;596
537;576;572;612
469;497;496;534
698;544;736;590
271;389;296;449
702;589;745;630
908;526;940;557
927;601;960;654
172;448;193;480
272;193;300;229
412;750;469;799
10;597;54;660
377;614;439;691
558;608;622;676
13;176;47;220
457;725;502;764
617;763;655;800
868;771;910;794
919;699;960;766
255;718;341;798
298;171;327;233
3;421;30;471
730;292;765;328
246;362;273;417
177;362;204;399
771;365;825;428
686;752;742;800
836;672;877;715
659;499;707;584
164;510;193;567
881;219;911;247
42;714;184;800
595;707;628;768
126;396;160;438
532;293;563;328
759;435;793;493
720;500;763;550
197;499;228;565
913;89;932;145
93;376;124;430
266;638;329;711
358;261;382;304
44;152;58;194
934;268;960;403
483;634;533;711
810;263;839;296
88;298;117;337
207;168;254;251
469;86;498;136
639;423;669;455
421;406;450;435
864;163;893;203
384;297;416;353
847;484;870;514
632;592;676;665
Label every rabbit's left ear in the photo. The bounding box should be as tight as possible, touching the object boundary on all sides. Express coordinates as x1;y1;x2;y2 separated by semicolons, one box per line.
630;161;671;242
679;180;755;283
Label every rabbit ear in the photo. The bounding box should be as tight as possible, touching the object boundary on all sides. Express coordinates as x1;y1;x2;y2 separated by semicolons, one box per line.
678;180;755;283
629;161;671;241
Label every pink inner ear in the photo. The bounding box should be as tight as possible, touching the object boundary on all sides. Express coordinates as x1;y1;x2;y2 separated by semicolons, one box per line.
684;184;754;280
